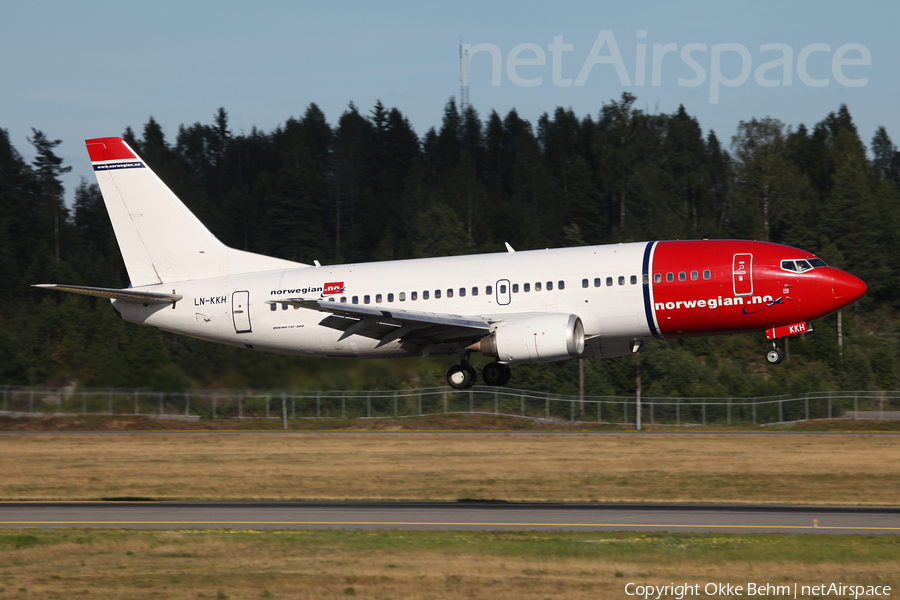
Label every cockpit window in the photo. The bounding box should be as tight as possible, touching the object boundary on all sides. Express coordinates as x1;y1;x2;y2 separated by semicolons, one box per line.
781;258;827;273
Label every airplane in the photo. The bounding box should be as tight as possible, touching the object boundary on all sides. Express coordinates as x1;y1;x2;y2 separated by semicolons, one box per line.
34;137;867;389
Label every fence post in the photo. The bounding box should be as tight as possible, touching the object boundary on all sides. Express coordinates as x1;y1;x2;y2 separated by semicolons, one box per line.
546;396;549;419
367;392;372;418
82;391;86;415
779;398;783;423
292;395;295;419
571;398;574;422
494;391;498;414
107;390;112;415
676;398;680;426
469;390;473;413
185;393;190;416
753;399;756;425
316;393;320;418
135;391;140;415
393;391;397;418
805;395;809;421
727;397;731;425
854;392;858;417
702;398;706;426
443;392;447;414
282;397;288;430
342;392;346;419
598;399;601;424
30;389;35;414
159;392;163;415
623;397;627;425
212;396;217;419
418;390;422;416
2;387;6;412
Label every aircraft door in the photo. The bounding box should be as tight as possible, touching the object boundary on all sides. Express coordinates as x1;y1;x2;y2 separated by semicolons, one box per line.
732;253;753;296
232;290;252;333
496;279;511;306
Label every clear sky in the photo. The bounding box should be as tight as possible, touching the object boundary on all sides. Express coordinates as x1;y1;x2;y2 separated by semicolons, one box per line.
2;1;897;202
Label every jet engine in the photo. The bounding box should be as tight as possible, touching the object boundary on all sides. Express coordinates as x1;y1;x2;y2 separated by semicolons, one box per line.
476;314;585;364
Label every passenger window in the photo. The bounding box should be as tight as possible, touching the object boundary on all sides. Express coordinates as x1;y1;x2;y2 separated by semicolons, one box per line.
678;272;686;281
666;273;674;282
411;291;417;301
270;303;277;311
594;278;601;287
352;296;359;304
328;297;335;302
618;276;625;286
399;292;406;301
472;287;478;296
606;277;613;286
387;293;394;302
376;294;383;303
435;290;441;299
524;283;530;292
558;280;565;290
546;281;553;291
512;284;519;293
499;285;506;294
447;289;453;298
282;303;288;310
459;288;466;297
295;305;299;309
486;285;493;295
534;282;541;292
340;297;347;303
423;290;429;300
364;295;371;304
691;270;698;281
654;273;661;283
582;279;589;288
630;275;637;285
703;270;711;280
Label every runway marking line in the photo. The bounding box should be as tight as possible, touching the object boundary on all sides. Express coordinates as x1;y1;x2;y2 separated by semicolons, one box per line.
1;521;899;531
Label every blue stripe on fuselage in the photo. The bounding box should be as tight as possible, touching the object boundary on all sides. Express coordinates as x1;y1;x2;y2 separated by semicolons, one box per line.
642;241;660;338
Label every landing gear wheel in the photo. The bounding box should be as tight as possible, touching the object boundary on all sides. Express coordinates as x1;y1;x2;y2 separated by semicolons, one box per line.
765;347;784;365
482;362;511;386
447;364;476;390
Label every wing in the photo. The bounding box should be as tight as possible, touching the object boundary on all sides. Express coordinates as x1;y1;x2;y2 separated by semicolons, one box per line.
272;298;493;350
33;284;182;305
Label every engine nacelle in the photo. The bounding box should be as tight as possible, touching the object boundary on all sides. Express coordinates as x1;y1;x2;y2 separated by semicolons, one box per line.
477;314;585;364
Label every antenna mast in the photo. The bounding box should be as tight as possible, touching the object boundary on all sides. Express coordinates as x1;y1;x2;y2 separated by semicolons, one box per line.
459;39;470;113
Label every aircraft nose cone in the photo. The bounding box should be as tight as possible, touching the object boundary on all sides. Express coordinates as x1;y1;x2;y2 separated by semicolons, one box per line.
832;270;867;304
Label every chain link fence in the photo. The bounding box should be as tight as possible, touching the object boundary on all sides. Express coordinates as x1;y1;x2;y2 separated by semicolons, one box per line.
1;386;898;426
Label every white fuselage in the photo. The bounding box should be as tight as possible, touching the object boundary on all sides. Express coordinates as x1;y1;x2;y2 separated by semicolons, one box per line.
116;243;652;359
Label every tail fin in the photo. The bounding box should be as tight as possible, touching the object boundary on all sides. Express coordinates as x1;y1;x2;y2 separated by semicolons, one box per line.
86;137;307;286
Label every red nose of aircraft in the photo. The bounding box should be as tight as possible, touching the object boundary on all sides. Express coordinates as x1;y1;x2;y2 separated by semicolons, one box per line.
832;269;867;305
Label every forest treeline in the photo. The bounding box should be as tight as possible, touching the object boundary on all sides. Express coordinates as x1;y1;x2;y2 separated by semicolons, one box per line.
2;94;900;395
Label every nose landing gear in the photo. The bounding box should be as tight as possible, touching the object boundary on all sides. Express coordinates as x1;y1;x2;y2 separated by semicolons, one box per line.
765;343;784;365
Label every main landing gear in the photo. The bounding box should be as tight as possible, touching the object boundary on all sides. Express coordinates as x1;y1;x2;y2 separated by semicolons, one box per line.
765;342;784;365
446;353;511;389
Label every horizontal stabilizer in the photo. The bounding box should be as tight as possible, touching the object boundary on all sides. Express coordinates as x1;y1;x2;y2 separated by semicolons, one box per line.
32;284;182;305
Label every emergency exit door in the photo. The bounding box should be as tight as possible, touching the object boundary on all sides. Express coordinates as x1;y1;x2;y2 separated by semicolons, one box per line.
232;291;252;333
732;253;753;296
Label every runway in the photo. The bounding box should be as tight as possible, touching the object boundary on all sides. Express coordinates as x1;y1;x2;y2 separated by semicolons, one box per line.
1;502;898;534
